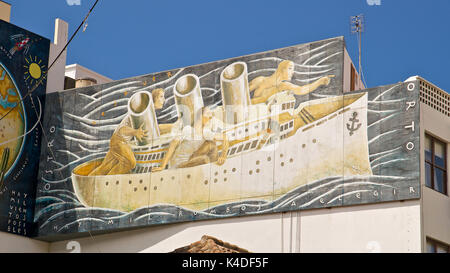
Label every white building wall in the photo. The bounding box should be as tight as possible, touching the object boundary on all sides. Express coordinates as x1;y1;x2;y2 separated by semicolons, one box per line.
47;200;421;253
65;64;112;85
46;19;68;93
0;232;49;253
298;200;421;253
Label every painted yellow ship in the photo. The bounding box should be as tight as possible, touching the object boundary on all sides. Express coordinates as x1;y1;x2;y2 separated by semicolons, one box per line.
72;61;372;212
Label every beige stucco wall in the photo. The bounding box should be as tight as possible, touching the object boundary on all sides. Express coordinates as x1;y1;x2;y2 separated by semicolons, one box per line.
0;1;11;23
420;103;450;247
0;232;49;253
299;200;421;253
47;200;421;253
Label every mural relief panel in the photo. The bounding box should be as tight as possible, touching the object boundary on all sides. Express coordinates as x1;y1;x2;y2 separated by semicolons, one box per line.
34;37;420;239
0;20;49;236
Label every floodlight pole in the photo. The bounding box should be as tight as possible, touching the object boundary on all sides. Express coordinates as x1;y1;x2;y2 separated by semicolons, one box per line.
358;27;362;77
351;14;364;77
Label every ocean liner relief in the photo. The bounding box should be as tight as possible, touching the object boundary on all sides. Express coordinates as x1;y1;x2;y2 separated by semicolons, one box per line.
71;60;371;212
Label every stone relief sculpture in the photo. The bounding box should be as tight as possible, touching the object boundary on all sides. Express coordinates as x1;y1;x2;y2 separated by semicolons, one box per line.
34;38;420;238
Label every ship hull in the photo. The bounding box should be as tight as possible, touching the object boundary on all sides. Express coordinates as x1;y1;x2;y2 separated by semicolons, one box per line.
72;93;371;212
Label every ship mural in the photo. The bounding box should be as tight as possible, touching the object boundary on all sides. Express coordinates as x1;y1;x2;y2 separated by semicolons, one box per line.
34;37;420;239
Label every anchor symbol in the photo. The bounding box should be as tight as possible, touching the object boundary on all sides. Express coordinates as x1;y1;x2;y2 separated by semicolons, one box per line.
346;112;362;136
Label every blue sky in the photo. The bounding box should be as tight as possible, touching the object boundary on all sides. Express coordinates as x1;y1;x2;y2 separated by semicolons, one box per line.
8;0;450;92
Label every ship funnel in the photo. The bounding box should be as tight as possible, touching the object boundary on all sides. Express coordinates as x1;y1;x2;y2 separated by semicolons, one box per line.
127;91;160;145
173;74;204;127
220;61;251;124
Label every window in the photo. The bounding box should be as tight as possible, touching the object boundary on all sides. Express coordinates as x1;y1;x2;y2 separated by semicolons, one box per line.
425;134;447;195
236;144;243;154
244;142;251;151
251;140;258;149
426;238;449;253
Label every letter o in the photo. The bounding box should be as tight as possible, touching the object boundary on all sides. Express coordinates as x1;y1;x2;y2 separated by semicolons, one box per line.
49;126;56;133
407;83;415;91
44;183;51;191
406;142;414;151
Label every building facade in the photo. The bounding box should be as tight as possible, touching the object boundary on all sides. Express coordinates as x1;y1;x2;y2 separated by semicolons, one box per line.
0;3;448;253
42;76;448;254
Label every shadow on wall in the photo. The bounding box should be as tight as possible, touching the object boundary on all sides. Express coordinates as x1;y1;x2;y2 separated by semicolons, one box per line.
48;200;420;253
48;212;284;253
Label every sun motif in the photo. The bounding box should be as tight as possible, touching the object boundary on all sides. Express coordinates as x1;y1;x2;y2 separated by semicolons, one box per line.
23;55;46;89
